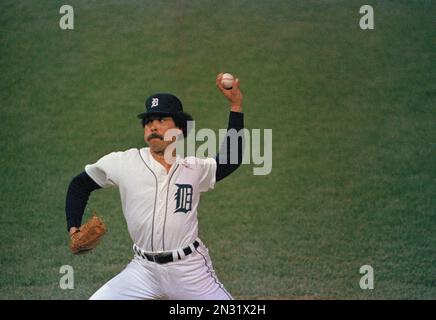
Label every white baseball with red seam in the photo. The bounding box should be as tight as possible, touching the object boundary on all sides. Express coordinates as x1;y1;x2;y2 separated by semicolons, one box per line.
221;73;235;90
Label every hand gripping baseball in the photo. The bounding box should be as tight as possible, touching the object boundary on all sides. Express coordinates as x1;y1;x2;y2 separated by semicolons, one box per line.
69;212;107;254
216;72;243;112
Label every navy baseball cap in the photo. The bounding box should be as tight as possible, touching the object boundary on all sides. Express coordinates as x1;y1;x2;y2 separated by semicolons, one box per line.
137;93;183;119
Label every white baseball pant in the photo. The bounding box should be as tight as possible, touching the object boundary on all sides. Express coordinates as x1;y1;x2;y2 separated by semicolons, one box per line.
90;241;233;300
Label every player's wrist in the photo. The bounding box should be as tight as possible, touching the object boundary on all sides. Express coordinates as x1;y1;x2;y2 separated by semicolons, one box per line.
230;105;242;112
69;227;79;235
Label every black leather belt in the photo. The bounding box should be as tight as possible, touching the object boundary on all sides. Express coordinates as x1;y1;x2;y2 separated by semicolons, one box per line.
134;241;200;264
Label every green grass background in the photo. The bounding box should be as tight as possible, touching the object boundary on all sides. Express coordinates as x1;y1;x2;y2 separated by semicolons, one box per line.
0;0;435;299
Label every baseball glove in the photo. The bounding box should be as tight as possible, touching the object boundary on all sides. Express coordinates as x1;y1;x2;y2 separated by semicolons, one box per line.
70;213;107;254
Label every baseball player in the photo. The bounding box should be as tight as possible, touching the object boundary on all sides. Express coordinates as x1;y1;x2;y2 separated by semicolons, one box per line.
65;73;244;299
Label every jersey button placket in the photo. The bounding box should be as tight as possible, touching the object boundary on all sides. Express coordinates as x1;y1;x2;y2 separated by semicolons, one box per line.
154;178;167;251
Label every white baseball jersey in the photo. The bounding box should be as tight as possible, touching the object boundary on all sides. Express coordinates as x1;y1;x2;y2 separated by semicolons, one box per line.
85;147;216;252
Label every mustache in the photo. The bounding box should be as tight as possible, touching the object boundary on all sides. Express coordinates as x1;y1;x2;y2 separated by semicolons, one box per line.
147;133;164;141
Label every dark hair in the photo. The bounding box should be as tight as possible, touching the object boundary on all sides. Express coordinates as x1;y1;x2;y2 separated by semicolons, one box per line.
141;112;194;138
173;112;194;137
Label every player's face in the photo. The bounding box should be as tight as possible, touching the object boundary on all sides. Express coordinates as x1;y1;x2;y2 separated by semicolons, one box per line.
143;116;178;153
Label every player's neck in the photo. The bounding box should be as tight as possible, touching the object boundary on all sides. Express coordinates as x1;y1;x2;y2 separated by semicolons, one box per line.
149;149;173;173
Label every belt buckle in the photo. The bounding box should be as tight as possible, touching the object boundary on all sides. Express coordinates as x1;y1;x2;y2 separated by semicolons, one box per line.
151;253;159;262
155;252;167;263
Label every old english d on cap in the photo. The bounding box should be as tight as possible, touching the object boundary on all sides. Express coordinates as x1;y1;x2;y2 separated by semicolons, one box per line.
137;93;184;119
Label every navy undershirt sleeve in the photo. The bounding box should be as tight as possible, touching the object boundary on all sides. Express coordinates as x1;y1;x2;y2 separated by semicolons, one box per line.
215;111;244;182
65;171;101;231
